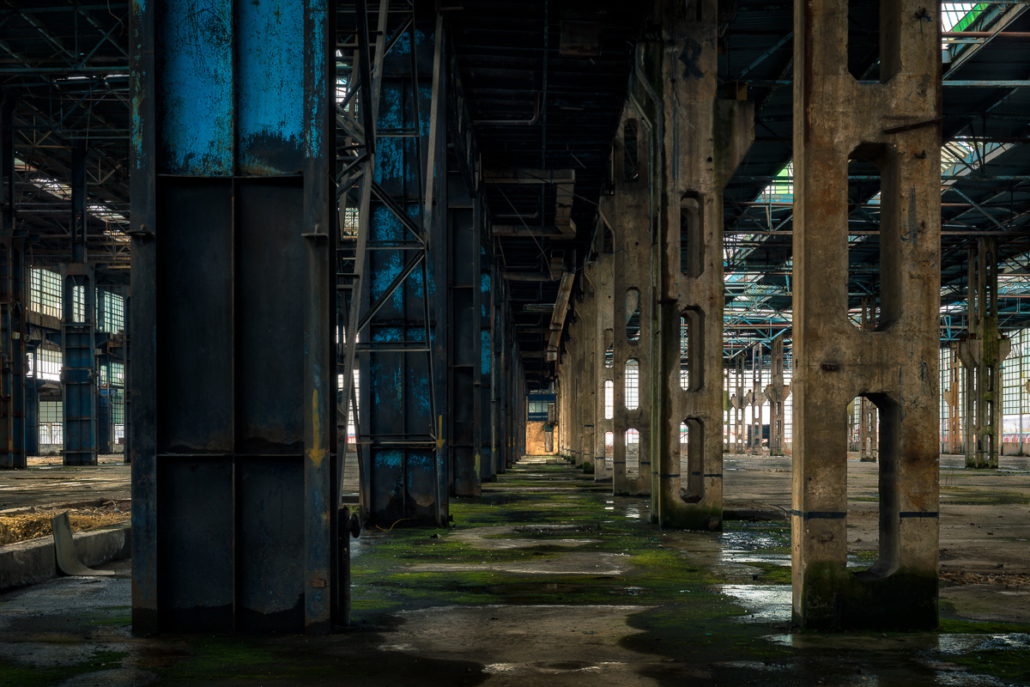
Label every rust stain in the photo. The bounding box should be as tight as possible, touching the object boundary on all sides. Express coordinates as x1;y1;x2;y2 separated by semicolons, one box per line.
308;388;325;468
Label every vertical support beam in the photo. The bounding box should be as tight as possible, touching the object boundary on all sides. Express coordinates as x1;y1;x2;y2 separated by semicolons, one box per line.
946;343;962;455
734;354;745;454
489;262;500;470
749;344;763;454
0;96;26;470
478;201;495;481
62;139;97;467
959;238;1008;469
792;0;941;629
128;0;158;634
611;107;651;497
130;0;336;635
448;173;480;496
765;335;791;456
360;11;449;525
580;282;596;471
651;0;753;528
593;253;614;481
122;292;131;463
494;279;507;471
859;297;878;462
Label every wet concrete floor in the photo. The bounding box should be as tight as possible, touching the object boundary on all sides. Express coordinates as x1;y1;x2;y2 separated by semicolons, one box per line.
0;455;1028;685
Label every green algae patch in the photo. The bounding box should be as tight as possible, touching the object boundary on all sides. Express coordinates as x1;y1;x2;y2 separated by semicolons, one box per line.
948;644;1030;683
747;562;792;585
939;617;1030;634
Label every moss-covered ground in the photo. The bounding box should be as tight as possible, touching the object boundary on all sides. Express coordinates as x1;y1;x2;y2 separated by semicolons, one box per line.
3;456;1030;685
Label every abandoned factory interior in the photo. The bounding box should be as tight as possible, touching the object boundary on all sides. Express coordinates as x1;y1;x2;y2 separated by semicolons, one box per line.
3;0;1030;684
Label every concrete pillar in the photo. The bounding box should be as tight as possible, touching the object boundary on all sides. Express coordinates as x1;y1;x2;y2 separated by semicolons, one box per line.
765;335;791;456
610;106;652;497
569;311;585;466
749;344;764;454
859;298;878;463
579;266;597;473
958;238;1009;469
792;0;941;630
650;0;753;528
946;344;962;455
593;253;614;481
733;354;746;454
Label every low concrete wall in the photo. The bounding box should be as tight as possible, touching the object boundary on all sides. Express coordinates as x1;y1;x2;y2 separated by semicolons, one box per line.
0;524;131;592
1001;442;1030;456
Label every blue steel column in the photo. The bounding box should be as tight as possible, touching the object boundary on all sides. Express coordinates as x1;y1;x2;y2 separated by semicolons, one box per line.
0;96;26;470
62;139;97;467
478;202;495;482
130;0;336;635
448;174;481;496
360;11;449;526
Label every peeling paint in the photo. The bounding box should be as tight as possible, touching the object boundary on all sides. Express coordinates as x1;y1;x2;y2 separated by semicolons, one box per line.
155;0;234;175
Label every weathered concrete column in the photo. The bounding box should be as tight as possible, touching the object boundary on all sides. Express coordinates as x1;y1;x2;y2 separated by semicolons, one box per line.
959;238;1008;469
651;0;753;528
792;0;941;630
556;363;567;457
945;343;962;454
611;107;651;497
569;308;587;467
578;268;598;474
749;344;764;454
859;298;878;462
731;354;745;454
765;335;791;456
593;253;614;481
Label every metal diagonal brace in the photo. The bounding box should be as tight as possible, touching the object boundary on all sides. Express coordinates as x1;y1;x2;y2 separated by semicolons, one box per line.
370;181;426;246
357;251;425;332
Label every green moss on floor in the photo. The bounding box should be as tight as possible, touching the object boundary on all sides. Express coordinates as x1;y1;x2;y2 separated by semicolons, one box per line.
349;459;794;666
949;647;1030;683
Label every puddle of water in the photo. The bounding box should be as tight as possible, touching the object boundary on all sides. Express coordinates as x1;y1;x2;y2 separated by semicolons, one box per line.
717;585;792;624
937;632;1030;654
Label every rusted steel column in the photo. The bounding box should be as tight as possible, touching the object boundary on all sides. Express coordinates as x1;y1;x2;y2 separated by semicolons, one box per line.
765;335;791;456
792;0;941;630
650;0;753;528
959;238;1008;469
593;253;615;481
611;107;652;497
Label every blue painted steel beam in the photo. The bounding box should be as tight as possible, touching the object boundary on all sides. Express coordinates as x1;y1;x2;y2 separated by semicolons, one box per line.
62;139;97;467
448;174;481;496
130;0;336;636
360;16;449;526
0;96;26;470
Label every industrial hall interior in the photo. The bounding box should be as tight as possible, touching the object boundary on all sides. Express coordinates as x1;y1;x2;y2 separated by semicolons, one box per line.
3;0;1030;685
